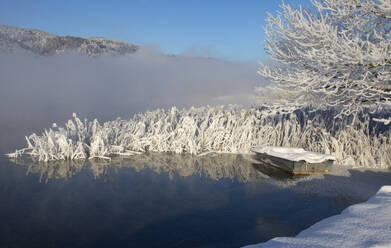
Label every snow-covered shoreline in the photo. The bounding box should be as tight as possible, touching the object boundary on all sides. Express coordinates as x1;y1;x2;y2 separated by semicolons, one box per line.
244;185;391;248
6;106;391;168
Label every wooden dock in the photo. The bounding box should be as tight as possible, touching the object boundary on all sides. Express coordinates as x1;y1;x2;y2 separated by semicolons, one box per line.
252;146;335;175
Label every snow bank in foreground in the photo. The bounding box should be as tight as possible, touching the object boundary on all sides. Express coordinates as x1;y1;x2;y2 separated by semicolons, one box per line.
6;106;391;168
244;185;391;248
252;145;335;163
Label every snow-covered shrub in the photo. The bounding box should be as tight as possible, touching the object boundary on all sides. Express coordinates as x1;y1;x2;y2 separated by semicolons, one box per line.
7;105;391;168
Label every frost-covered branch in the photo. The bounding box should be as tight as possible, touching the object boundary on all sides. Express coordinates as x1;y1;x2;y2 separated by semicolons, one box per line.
259;0;391;121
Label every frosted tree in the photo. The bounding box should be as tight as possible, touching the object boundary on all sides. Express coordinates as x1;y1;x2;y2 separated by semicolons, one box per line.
258;0;391;120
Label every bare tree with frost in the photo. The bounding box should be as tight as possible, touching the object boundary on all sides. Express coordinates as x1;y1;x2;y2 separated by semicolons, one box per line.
258;0;391;119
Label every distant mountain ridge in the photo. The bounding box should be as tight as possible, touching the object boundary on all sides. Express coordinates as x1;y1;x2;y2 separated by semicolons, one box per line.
0;25;139;56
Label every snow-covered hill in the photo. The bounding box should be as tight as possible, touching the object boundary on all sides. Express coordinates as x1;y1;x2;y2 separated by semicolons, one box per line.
0;25;138;56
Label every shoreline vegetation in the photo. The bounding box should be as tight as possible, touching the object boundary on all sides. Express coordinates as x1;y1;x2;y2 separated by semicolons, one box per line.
7;105;391;169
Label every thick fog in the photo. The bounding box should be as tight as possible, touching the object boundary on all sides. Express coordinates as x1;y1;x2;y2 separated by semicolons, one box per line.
0;49;258;153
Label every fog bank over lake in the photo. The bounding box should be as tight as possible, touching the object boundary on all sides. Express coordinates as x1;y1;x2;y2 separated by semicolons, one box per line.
0;49;258;153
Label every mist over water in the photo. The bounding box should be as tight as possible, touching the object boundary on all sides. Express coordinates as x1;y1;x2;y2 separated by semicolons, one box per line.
0;49;258;153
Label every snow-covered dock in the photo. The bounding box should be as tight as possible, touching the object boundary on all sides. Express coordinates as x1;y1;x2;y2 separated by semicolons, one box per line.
251;146;336;174
244;185;391;248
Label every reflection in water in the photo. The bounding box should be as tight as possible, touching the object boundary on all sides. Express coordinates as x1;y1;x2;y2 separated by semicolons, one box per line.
9;153;391;203
4;154;391;248
252;160;297;180
10;153;268;183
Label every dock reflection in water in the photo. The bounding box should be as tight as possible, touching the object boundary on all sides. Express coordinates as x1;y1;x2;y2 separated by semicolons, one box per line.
1;153;364;248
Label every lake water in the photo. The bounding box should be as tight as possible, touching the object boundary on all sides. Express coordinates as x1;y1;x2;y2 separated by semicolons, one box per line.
2;153;390;248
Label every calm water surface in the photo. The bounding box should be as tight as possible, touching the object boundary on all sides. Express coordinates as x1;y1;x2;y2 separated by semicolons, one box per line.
1;154;390;248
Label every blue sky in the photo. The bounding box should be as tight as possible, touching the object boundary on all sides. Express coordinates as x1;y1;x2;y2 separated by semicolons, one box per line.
0;0;310;62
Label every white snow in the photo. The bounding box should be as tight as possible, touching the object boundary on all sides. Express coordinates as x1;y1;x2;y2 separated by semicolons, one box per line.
5;106;391;168
251;145;336;163
244;185;391;248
